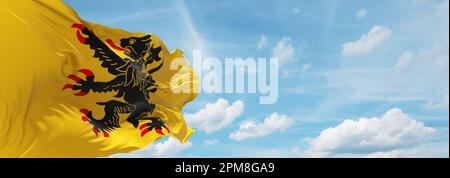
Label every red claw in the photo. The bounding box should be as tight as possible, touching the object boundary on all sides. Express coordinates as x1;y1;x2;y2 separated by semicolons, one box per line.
62;84;73;90
92;127;99;137
74;91;88;96
79;108;90;115
155;129;164;135
103;132;110;137
68;74;82;82
71;23;86;30
76;30;86;44
139;123;149;130
72;24;87;44
141;129;151;137
78;69;94;77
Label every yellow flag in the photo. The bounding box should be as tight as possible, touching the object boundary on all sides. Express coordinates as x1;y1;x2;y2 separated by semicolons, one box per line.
0;0;198;157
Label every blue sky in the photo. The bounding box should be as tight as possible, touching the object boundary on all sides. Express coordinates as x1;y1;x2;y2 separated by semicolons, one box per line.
65;0;449;158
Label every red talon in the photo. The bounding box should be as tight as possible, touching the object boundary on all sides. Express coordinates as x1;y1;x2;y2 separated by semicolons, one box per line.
81;116;88;122
68;74;82;82
62;84;73;90
139;123;149;130
155;129;164;135
79;108;90;115
76;30;86;44
141;129;151;137
103;132;110;137
74;91;88;96
78;69;94;77
71;23;86;30
92;127;99;137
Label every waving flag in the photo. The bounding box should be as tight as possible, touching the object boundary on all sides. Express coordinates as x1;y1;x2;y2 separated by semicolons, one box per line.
0;0;198;157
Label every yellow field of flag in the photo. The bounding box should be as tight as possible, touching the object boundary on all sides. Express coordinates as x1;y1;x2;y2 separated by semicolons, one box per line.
0;0;198;157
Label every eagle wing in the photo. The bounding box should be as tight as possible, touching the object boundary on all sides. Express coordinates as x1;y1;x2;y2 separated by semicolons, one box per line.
73;24;130;76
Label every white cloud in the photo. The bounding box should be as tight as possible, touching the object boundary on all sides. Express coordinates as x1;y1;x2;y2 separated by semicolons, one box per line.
272;37;297;67
112;137;193;158
184;98;244;134
356;8;368;18
365;149;420;158
257;35;267;50
204;139;219;146
148;137;193;157
365;142;449;158
393;51;414;73
305;108;436;157
229;113;295;141
342;25;392;57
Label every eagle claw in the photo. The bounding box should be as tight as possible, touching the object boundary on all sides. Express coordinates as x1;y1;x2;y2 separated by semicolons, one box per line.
72;24;87;44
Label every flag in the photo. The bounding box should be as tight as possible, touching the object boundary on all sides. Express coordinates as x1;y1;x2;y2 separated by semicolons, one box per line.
0;0;198;157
